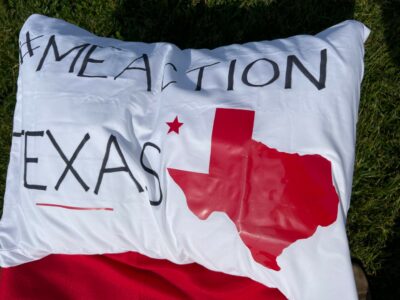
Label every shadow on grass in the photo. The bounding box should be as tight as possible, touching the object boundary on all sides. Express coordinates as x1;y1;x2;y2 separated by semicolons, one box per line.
381;0;400;65
114;0;355;48
373;1;400;298
370;218;400;300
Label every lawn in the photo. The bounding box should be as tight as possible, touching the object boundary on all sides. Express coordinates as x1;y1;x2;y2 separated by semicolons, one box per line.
0;0;399;298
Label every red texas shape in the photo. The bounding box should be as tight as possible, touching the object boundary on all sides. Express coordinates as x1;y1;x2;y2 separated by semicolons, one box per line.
168;108;339;271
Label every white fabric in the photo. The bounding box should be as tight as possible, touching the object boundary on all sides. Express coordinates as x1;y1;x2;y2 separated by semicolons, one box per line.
0;14;369;300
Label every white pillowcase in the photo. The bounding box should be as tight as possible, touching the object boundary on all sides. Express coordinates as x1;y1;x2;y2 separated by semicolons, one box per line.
0;14;369;300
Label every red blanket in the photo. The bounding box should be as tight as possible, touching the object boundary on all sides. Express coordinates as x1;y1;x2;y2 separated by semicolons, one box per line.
0;252;286;299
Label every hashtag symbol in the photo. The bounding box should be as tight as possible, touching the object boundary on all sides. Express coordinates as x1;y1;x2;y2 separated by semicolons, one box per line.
19;31;44;64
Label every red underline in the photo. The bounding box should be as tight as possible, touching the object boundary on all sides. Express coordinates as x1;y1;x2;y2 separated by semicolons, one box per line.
36;203;114;211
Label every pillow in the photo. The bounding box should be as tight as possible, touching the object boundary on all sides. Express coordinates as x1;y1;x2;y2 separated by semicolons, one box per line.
0;14;369;299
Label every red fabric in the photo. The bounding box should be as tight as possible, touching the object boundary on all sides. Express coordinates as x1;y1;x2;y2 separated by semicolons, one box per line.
0;252;286;300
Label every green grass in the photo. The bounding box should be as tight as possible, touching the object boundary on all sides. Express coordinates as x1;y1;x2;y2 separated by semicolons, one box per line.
0;0;399;298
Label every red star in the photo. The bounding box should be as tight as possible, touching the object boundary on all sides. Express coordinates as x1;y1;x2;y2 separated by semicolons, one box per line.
166;116;184;134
